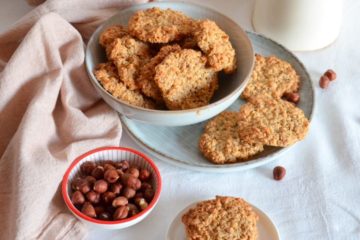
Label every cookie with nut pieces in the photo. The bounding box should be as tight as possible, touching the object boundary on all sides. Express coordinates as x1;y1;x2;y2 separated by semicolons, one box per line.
182;196;258;240
199;112;264;164
99;25;129;48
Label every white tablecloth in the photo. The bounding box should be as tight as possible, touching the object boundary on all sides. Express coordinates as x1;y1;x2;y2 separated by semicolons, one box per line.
2;0;360;239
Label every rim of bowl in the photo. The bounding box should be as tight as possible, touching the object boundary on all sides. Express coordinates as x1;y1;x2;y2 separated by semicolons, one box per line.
61;146;162;225
85;1;254;115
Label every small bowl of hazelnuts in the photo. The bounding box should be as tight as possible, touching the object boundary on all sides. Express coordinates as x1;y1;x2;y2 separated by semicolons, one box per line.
61;146;162;229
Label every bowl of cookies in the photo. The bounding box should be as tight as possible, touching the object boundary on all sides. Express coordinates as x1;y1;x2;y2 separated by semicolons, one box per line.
61;147;162;229
85;2;254;126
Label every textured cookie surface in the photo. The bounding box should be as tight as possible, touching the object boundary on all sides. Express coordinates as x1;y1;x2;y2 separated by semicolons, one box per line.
182;196;258;240
128;7;194;43
107;36;151;90
238;99;309;147
154;49;218;110
194;20;236;73
137;44;182;104
94;63;155;109
99;25;128;47
199;112;264;164
242;54;300;101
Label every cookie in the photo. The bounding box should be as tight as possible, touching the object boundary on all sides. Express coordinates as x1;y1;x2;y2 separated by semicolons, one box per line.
241;54;300;101
238;98;309;147
137;44;182;104
199;112;264;164
154;49;218;110
94;62;155;109
128;7;194;43
182;196;258;240
107;36;151;90
99;25;128;48
194;20;236;73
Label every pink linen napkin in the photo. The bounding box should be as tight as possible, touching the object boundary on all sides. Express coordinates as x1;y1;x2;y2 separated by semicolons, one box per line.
0;0;149;239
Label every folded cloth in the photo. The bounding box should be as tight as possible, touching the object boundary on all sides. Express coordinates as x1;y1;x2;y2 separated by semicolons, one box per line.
0;0;148;239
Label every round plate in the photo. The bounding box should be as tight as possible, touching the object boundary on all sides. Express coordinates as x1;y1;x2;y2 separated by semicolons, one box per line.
121;32;315;173
166;201;280;240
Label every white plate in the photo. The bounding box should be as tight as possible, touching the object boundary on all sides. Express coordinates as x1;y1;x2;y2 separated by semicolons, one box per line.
121;32;315;173
166;201;280;240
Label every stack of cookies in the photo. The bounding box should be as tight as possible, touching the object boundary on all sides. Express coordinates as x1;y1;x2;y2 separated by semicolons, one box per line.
199;54;310;164
182;196;258;240
94;8;236;110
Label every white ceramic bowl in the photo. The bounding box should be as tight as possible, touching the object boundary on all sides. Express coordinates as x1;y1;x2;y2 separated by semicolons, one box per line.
85;2;254;126
61;147;162;230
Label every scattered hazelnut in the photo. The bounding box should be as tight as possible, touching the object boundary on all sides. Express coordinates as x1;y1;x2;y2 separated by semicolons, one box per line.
104;169;119;183
86;191;100;204
91;166;104;179
93;180;108;193
80;162;96;175
325;69;337;81
144;188;154;202
113;206;128;220
273;166;286;181
71;191;85;205
135;197;148;210
99;212;111;220
102;192;116;204
123;187;136;199
128;167;140;178
139;169;151;181
319;75;330;89
283;92;300;104
81;202;96;218
110;183;123;195
112;196;128;207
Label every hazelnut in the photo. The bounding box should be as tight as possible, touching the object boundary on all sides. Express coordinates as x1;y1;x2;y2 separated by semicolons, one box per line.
99;212;111;220
127;167;140;178
283;92;300;104
102;192;116;204
71;191;85;205
135;179;141;190
134;192;144;199
116;169;124;177
319;75;330;89
273;166;286;181
127;203;138;211
91;166;104;179
122;187;136;199
71;177;83;191
128;204;139;217
94;206;105;215
86;191;100;204
139;169;151;181
122;174;138;189
103;160;115;166
144;188;154;202
85;176;96;186
325;69;337;81
110;183;123;195
78;180;91;194
135;197;148;210
113;206;128;220
81;202;96;218
104;169;119;183
116;161;129;171
103;163;116;172
112;196;128;207
80;161;96;175
141;182;152;191
93;180;108;193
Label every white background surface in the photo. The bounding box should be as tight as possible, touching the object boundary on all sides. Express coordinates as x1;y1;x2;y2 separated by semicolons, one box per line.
1;0;360;240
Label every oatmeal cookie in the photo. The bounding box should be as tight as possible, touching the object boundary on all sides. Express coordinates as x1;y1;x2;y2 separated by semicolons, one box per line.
242;54;300;101
137;44;181;104
99;25;128;47
94;62;155;109
107;36;151;90
238;98;309;147
182;196;258;240
194;20;236;73
199;112;264;164
154;49;218;110
128;7;194;43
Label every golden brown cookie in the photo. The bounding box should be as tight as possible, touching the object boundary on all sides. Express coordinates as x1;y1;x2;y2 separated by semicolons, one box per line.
242;54;300;101
137;44;182;104
94;62;155;109
128;7;194;43
194;20;236;73
99;25;128;48
238;98;309;147
199;112;264;164
107;36;151;90
154;49;218;110
182;196;258;240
